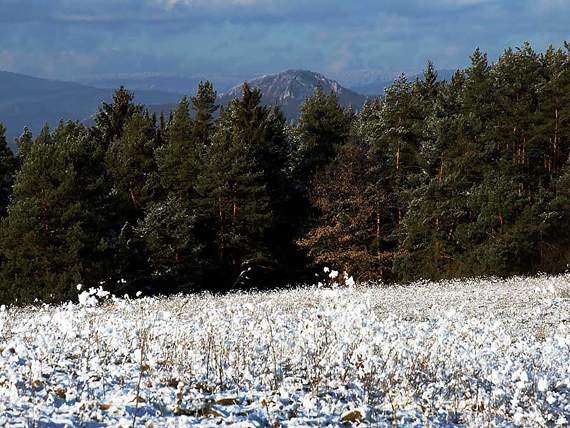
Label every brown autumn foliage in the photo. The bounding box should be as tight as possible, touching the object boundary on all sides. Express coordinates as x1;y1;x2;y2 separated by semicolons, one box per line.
297;142;396;282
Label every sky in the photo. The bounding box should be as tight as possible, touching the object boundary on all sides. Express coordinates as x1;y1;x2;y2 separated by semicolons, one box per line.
1;0;569;82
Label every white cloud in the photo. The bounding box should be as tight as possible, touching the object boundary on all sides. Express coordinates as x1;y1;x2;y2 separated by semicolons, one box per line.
155;0;273;9
421;0;497;6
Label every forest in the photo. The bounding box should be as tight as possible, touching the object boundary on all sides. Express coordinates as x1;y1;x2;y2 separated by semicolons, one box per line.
0;42;570;304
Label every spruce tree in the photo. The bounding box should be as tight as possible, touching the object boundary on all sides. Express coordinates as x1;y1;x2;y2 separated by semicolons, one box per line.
93;86;142;148
16;127;33;162
0;122;109;303
294;83;352;184
195;83;273;288
156;96;198;198
138;91;210;291
106;109;161;216
0;125;17;218
191;81;218;144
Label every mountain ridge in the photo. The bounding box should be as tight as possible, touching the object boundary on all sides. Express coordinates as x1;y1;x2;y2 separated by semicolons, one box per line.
0;71;184;149
1;68;438;151
215;69;368;119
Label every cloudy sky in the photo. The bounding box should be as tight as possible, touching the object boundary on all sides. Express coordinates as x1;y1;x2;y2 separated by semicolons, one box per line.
1;0;568;81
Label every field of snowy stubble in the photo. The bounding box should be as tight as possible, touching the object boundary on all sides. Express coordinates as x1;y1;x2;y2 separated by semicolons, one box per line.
0;275;570;427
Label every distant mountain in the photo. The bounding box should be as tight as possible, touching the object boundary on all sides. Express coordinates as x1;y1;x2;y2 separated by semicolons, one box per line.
330;69;416;95
0;68;458;152
74;72;247;96
216;69;368;119
336;68;459;95
0;71;184;150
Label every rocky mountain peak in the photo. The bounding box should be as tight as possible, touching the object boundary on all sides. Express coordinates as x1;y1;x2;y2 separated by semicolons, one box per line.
220;69;366;119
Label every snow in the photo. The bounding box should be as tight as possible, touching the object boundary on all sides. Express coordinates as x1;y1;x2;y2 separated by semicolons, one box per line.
0;275;569;426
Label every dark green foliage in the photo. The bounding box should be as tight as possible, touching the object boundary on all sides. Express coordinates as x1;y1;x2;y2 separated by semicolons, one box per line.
135;196;202;292
195;83;273;288
294;83;353;184
191;81;218;144
137;92;209;291
0;125;17;218
4;42;570;304
0;122;109;304
15;127;33;162
106;110;161;215
93;86;142;148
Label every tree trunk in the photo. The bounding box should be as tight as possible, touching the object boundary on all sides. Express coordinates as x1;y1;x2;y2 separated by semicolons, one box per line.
376;207;381;256
396;141;401;173
128;186;139;208
555;106;559;173
218;192;224;267
447;222;456;242
232;183;238;278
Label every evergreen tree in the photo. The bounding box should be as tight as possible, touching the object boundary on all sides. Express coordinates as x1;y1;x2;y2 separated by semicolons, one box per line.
0;125;17;218
135;195;202;292
0;122;111;303
191;81;218;144
106;110;161;215
16;127;33;162
375;73;426;246
196;83;273;288
537;45;570;176
255;104;310;285
392;65;461;281
294;83;352;184
156;96;195;197
93;86;142;148
138;92;209;291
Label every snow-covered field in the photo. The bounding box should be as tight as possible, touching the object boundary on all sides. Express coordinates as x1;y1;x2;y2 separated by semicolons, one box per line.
1;275;570;427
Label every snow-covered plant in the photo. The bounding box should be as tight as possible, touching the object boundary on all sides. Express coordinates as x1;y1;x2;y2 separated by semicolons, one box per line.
0;275;568;426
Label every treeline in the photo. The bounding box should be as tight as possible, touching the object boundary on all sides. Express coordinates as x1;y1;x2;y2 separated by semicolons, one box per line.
1;42;570;304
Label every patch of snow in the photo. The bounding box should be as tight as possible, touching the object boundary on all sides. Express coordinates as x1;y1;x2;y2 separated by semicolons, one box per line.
0;275;569;426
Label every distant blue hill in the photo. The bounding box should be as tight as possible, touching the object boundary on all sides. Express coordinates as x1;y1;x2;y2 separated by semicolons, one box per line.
151;69;369;122
0;71;184;151
0;68;456;152
347;69;458;95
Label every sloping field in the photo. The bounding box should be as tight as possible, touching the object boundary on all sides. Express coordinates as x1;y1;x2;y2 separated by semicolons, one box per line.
0;275;569;427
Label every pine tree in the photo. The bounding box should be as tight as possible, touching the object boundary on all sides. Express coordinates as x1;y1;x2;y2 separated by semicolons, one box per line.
379;74;424;181
392;65;460;281
138;94;205;291
106;109;161;215
196;83;273;287
294;83;352;184
0;122;109;303
93;86;142;148
537;45;570;177
191;81;218;144
458;45;546;276
0;125;17;218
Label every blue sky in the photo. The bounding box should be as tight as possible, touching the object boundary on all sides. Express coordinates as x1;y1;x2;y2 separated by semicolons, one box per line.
1;0;569;80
